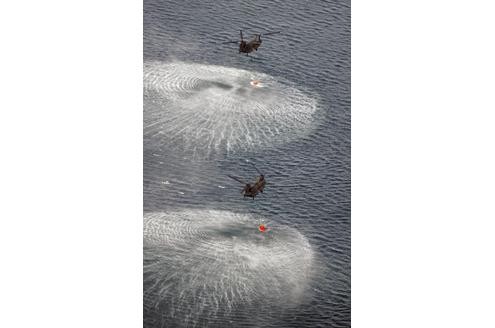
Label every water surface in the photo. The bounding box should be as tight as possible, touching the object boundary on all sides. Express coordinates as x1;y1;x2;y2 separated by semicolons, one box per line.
144;0;350;327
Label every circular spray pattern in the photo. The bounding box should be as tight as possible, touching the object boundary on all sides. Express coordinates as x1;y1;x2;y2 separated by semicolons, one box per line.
144;61;318;157
144;210;315;326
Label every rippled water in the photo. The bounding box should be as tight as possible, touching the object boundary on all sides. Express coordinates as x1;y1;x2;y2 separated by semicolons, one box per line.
144;0;350;327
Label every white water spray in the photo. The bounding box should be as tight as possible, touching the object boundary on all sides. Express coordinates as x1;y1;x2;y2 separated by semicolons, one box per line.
144;61;318;157
144;210;314;324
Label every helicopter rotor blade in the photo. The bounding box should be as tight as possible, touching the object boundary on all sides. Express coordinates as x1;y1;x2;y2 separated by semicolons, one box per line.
262;31;281;36
228;175;246;185
249;162;263;175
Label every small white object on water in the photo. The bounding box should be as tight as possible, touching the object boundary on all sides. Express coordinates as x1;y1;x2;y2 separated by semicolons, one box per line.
250;79;262;87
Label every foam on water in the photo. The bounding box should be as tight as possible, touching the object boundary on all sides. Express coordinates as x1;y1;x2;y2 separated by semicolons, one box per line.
144;210;315;326
144;61;318;157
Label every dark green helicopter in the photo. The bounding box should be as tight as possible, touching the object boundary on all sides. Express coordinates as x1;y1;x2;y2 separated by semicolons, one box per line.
222;30;280;55
228;163;266;199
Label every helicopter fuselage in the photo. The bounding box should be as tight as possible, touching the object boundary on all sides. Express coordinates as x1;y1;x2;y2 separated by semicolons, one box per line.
242;176;266;199
239;37;262;54
223;30;279;55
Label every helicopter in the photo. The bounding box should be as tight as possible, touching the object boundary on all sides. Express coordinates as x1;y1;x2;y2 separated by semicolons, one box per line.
222;30;281;55
228;162;266;199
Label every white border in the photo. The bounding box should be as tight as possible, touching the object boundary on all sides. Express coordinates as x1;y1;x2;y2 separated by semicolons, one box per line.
353;1;495;327
0;1;142;327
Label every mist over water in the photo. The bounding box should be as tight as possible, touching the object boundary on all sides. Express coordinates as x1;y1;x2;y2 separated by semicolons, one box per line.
144;0;350;327
144;61;318;158
144;210;319;326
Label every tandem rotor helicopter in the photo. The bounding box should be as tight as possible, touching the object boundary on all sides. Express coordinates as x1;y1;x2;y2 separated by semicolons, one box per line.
228;162;266;199
222;30;281;55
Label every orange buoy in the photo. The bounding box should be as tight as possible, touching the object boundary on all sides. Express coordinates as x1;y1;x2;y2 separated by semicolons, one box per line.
258;224;266;232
